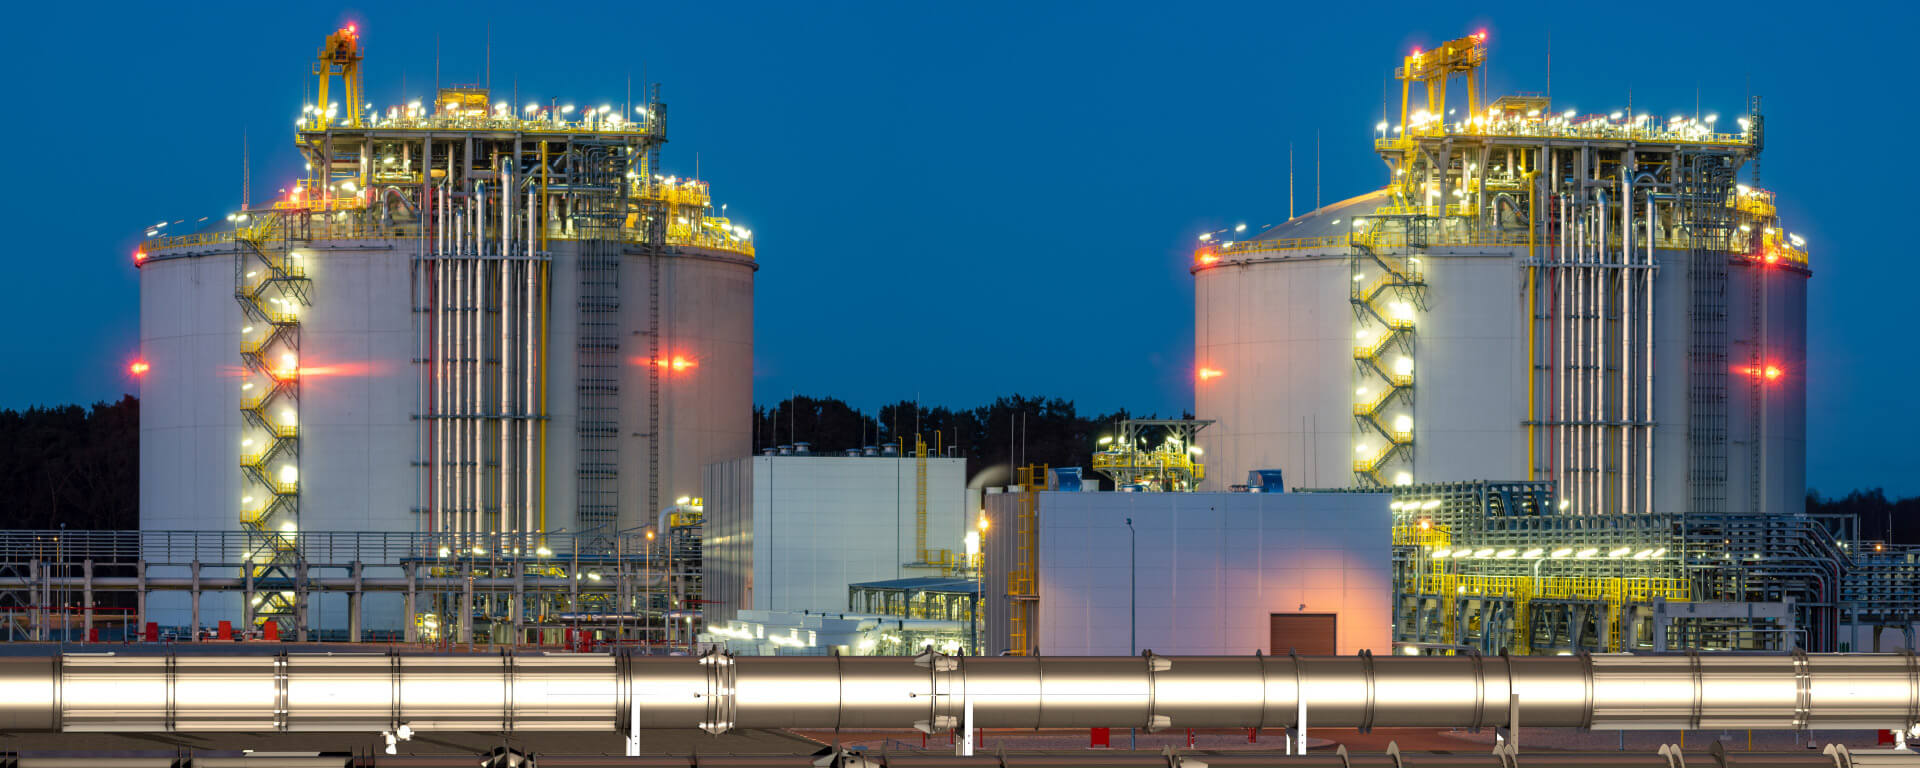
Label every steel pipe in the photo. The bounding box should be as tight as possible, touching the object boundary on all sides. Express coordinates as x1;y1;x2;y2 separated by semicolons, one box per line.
3;753;1919;768
1;653;1917;735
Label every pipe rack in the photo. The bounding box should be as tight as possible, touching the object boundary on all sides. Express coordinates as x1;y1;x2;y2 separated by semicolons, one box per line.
2;652;1918;735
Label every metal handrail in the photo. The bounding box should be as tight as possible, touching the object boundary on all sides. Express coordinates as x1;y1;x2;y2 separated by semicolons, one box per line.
0;529;658;564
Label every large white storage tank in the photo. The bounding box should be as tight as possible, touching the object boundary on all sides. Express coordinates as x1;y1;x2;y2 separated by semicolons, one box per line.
139;237;754;528
136;67;757;632
1195;185;1808;518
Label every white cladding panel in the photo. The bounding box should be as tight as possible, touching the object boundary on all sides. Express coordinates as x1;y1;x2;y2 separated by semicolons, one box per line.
1412;252;1525;482
700;455;967;625
612;247;755;532
291;242;416;534
1193;254;1352;490
140;253;240;534
984;491;1392;656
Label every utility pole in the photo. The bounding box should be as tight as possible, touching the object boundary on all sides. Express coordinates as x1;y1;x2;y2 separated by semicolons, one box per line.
1126;517;1136;655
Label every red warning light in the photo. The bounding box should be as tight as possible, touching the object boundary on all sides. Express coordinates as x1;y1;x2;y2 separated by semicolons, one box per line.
1197;367;1224;381
651;355;696;372
1197;249;1218;265
1476;29;1487;41
133;249;147;264
347;24;357;35
1739;363;1784;381
1764;365;1782;381
129;361;150;376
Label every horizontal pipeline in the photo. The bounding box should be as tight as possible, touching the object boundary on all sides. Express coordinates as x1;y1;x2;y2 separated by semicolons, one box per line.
3;750;1919;768
0;652;1916;734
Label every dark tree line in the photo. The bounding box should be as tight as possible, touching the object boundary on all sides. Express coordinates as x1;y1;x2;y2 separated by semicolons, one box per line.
0;396;139;530
752;394;1193;484
4;393;1919;535
1807;489;1920;545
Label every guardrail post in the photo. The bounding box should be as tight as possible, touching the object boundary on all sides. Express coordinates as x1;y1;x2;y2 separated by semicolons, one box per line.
191;560;202;641
82;560;93;642
348;561;363;643
135;560;147;640
403;562;417;644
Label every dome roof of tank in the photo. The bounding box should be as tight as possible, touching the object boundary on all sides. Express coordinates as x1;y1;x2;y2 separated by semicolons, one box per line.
1250;188;1390;242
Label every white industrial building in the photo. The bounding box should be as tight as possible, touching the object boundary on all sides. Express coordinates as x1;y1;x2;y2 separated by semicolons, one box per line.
702;448;968;626
983;488;1391;656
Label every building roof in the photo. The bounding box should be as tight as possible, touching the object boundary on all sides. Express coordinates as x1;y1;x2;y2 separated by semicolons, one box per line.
1250;188;1391;242
847;576;979;594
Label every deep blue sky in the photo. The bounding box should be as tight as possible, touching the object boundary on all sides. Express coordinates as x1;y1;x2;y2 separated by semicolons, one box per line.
6;2;1911;495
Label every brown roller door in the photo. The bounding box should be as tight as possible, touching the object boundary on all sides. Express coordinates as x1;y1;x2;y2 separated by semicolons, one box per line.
1269;613;1337;655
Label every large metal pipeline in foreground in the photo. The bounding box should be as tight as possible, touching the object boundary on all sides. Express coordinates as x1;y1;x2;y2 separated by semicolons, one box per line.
1;651;1916;734
4;750;1920;768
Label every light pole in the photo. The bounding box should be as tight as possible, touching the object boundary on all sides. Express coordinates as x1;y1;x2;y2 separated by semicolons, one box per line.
1126;515;1137;752
1125;517;1136;655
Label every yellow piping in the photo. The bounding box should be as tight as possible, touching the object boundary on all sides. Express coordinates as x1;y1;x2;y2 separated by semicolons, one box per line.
537;141;549;541
1523;166;1540;481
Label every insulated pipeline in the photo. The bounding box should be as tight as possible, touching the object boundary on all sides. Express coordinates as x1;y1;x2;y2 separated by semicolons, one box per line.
0;653;1917;734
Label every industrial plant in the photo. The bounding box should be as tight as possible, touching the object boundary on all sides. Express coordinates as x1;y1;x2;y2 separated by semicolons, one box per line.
3;18;1920;768
1191;33;1911;655
129;24;750;642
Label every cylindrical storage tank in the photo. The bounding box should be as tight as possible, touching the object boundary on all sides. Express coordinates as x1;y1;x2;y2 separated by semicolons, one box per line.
1195;187;1808;523
138;227;757;630
1194;191;1523;492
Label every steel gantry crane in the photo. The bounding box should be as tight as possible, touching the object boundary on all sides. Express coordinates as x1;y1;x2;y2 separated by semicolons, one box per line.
1397;32;1487;132
313;25;364;130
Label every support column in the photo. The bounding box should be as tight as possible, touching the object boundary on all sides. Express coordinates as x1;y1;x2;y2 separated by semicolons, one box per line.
461;569;475;645
1653;598;1669;653
243;567;255;631
82;559;94;641
1295;682;1309;755
295;561;309;642
511;559;525;647
569;546;580;613
403;562;418;643
958;691;975;757
135;560;148;641
190;560;202;642
349;561;363;644
1623;605;1640;651
625;680;642;757
28;559;40;642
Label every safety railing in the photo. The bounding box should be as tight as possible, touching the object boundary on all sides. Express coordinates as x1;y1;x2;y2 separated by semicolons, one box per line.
0;529;660;565
1378;121;1751;148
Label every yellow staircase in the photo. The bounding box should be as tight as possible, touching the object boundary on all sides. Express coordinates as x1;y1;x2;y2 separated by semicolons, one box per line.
1007;465;1047;656
1349;226;1426;486
233;211;308;627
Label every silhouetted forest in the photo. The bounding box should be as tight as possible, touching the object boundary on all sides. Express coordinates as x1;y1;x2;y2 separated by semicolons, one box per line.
1;394;1917;535
1807;489;1920;545
752;394;1194;485
0;396;139;530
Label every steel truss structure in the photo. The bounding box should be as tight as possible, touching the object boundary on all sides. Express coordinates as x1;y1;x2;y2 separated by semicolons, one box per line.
0;530;689;648
1325;480;1920;655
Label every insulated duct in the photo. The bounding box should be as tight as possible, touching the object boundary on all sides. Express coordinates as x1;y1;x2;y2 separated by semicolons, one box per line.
0;652;1915;734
